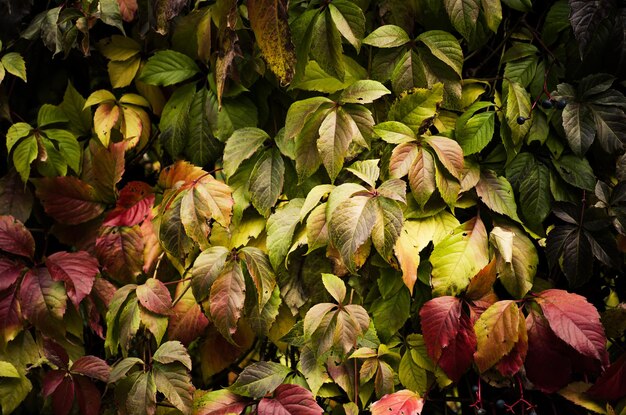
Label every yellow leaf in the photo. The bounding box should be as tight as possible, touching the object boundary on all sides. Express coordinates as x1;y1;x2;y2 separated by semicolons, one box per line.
108;56;141;88
93;103;120;146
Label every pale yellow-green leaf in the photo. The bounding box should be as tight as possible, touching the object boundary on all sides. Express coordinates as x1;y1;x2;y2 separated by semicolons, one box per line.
1;52;27;82
109;56;141;88
473;300;521;372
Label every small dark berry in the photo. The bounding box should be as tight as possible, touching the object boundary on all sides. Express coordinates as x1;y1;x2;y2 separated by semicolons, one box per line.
496;399;506;409
477;409;487;415
541;99;553;109
472;385;479;392
516;116;526;125
555;99;567;109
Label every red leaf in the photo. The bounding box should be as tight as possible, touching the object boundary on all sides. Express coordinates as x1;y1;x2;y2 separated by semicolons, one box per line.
588;353;626;401
95;225;144;283
525;310;572;393
258;384;323;415
370;390;424;415
43;370;67;397
0;215;35;259
19;267;67;335
0;284;22;342
0;257;24;291
44;338;70;368
74;375;102;415
536;289;608;365
103;181;154;227
71;356;111;382
52;375;75;415
92;276;117;307
117;0;138;22
419;296;476;381
136;278;172;315
46;251;99;307
168;282;209;345
32;177;106;225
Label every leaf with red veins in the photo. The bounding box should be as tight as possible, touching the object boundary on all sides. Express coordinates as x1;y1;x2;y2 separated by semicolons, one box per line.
32;177;107;225
168;282;209;346
136;278;172;315
258;384;324;415
103;181;155;227
420;296;476;381
95;225;144;284
71;356;111;382
19;267;67;335
536;289;608;365
525;310;573;393
588;353;626;401
117;0;138;21
46;251;99;307
0;215;35;259
74;375;102;415
0;257;25;291
370;390;425;415
0;283;22;342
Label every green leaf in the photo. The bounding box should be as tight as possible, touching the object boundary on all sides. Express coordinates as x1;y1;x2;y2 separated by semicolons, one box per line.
223;128;270;178
1;53;26;82
329;0;365;52
153;341;192;370
339;80;390;104
317;107;356;181
185;89;222;167
590;104;626;154
416;30;463;77
127;371;157;415
306;202;329;253
425;136;464;180
374;121;417;144
38;104;68;127
285;97;334;140
59;83;92;136
329;195;377;273
0;361;19;378
159;83;196;157
475;170;521;222
491;224;537;298
191;246;230;302
322;273;346;304
408;147;437;207
0;370;31;414
391;49;427;95
310;9;344;81
291;57;367;93
399;349;428;395
153;363;193;413
363;25;410;48
456;111;495;155
552;154;596;191
561;101;595;156
444;0;480;40
481;0;503;32
6;122;32;153
388;83;444;134
44;129;81;173
247;0;296;85
346;159;380;187
502;0;532;12
519;163;551;228
505;82;532;147
249;148;285;217
371;196;404;262
229;361;291;398
371;271;410;340
12;135;37;182
430;216;489;296
266;198;304;269
139;50;200;86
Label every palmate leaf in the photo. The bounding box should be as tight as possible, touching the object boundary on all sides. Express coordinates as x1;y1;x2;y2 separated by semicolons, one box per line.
229;361;291;399
430;216;489;296
419;296;476;381
248;0;296;85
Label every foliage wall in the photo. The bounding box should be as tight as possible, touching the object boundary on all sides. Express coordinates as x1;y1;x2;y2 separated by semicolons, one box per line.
0;0;625;414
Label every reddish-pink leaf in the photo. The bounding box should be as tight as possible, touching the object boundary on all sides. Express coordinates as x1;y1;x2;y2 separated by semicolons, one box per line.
258;384;323;415
51;375;75;415
32;177;106;225
209;263;245;340
44;338;70;368
525;311;572;393
420;296;476;381
370;390;424;415
43;370;67;397
46;251;99;307
168;282;209;345
0;257;24;291
136;278;172;315
0;215;35;259
95;225;144;283
194;389;249;415
103;181;155;227
0;284;22;342
92;277;117;307
71;356;111;382
84;297;105;339
588;353;626;401
536;289;608;365
19;267;67;335
117;0;138;21
74;375;102;415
